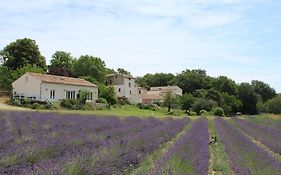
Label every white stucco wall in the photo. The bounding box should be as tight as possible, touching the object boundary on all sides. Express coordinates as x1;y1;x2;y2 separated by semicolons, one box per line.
41;82;98;102
12;73;41;100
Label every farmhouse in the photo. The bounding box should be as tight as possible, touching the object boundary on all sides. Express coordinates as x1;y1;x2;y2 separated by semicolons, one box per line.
12;72;98;102
105;73;145;104
141;86;182;104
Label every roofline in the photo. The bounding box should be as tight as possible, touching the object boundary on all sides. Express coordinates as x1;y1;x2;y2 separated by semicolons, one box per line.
106;73;135;79
26;72;97;87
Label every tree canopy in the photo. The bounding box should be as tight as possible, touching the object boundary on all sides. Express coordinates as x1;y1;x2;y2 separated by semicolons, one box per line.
73;55;107;83
49;51;75;77
0;38;46;70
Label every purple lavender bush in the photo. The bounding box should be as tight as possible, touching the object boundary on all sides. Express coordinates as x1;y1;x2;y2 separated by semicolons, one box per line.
151;118;209;175
234;118;281;154
215;117;281;175
0;111;189;174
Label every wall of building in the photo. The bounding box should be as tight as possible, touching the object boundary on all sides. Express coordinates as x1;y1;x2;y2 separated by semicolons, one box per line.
12;74;42;100
41;83;98;102
105;75;124;85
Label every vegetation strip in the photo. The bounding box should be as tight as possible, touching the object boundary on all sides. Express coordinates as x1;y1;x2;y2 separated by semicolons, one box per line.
233;118;281;154
215;118;281;175
208;118;232;175
131;118;194;175
151;118;209;175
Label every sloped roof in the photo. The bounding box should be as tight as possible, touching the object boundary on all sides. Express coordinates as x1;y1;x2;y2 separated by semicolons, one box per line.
27;72;97;87
150;86;181;91
140;91;163;100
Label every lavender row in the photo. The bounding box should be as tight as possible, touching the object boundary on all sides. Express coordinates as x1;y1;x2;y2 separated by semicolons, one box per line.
234;118;281;154
0;111;163;158
151;118;209;175
20;117;189;175
0;111;189;174
215;118;281;175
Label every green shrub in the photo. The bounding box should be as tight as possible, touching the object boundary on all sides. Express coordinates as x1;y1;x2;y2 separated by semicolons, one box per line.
117;97;130;105
32;103;40;109
81;102;95;110
189;111;197;116
97;97;108;104
212;107;225;117
60;99;82;110
22;98;31;105
12;99;21;106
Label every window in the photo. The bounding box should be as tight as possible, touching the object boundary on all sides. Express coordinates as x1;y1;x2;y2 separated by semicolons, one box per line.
118;88;121;92
50;90;55;99
130;91;132;94
129;83;131;87
66;90;76;99
129;78;131;80
90;92;93;100
139;90;141;94
110;80;112;85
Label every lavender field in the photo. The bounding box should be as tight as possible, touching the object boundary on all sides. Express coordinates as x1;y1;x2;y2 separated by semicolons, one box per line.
0;111;281;175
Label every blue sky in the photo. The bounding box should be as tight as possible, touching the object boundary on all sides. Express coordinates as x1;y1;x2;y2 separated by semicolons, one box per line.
1;0;281;92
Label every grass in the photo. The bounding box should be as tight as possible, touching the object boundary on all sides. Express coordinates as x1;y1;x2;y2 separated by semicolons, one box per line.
208;118;232;175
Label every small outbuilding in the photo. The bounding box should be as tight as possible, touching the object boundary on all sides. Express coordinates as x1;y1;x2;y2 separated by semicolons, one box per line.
12;72;98;103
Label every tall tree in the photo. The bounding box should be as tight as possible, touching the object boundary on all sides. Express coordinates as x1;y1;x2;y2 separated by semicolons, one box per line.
219;92;242;116
251;80;276;102
0;38;46;70
171;69;211;93
238;83;258;114
0;66;13;89
49;51;75;77
211;76;238;95
136;73;175;88
163;92;180;112
73;55;107;83
117;68;131;76
181;93;195;114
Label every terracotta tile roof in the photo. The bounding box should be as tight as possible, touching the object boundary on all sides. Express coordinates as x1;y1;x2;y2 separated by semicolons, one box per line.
27;72;97;87
140;91;163;100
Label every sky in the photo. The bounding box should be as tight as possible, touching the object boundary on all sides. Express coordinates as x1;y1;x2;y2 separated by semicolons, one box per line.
1;0;281;92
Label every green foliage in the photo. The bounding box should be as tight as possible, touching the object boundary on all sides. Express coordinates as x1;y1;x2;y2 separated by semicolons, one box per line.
73;55;107;83
136;73;175;88
238;83;258;114
0;66;13;89
205;88;221;102
31;103;40;109
211;76;238;95
77;90;90;105
192;98;217;115
49;51;75;76
97;97;108;104
0;38;46;70
212;107;225;116
251;80;276;102
65;162;84;175
163;92;180;112
11;64;45;80
181;93;195;114
117;97;130;105
60;99;82;110
117;68;131;75
193;89;207;98
99;84;117;106
219;92;241;116
264;95;281;114
171;69;211;93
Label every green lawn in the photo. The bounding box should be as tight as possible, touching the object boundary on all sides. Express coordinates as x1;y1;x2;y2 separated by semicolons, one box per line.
54;105;186;118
